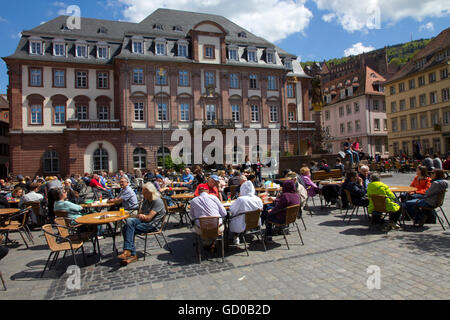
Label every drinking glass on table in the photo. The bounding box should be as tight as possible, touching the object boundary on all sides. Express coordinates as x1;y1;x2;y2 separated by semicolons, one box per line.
227;192;231;203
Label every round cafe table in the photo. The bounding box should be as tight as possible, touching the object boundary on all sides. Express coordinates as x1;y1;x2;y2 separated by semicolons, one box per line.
170;193;195;226
0;208;20;216
320;180;344;186
81;202;116;209
389;186;417;193
76;211;130;260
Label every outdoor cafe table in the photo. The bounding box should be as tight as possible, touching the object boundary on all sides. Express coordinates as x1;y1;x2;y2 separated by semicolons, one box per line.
0;208;20;216
165;187;189;194
7;199;20;207
389;186;417;194
81;201;116;210
255;187;282;195
76;211;130;260
319;180;344;186
170;193;195;225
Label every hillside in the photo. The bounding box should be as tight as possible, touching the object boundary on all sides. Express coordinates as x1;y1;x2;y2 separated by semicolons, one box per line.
301;38;433;70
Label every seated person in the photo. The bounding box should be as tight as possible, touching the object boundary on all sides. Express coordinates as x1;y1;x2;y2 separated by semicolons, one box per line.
334;158;345;173
19;183;44;225
309;161;319;172
442;155;450;170
229;181;264;245
118;183;166;266
194;176;222;200
319;159;331;173
108;177;139;212
410;166;431;198
248;174;262;189
341;171;369;208
189;186;227;248
261;180;300;241
89;174;113;199
0;179;6;190
7;187;24;200
53;189;83;225
299;167;319;197
286;172;308;208
358;165;372;190
367;175;401;229
181;168;195;188
404;169;448;226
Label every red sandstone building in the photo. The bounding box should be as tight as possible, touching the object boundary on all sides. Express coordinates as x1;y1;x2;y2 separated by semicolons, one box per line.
4;8;313;176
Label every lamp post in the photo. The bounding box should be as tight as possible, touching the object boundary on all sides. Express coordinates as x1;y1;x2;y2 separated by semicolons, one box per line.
293;77;300;156
159;68;165;171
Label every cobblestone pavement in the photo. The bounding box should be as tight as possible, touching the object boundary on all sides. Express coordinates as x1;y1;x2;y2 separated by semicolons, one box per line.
0;173;449;300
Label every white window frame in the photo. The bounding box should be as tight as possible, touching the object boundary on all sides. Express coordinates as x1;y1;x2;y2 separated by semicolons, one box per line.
54;105;65;124
76;105;88;120
232;105;240;122
76;71;88;88
97;46;108;59
249;74;258;89
206;105;217;121
31;105;42;124
248;49;257;63
230;73;239;89
180;104;190;121
158;103;168;121
205;71;215;87
97;72;109;89
443;88;450;102
134;102;145;121
98;106;109;120
178;44;188;57
53;42;65;57
269;106;278;122
76;44;88;58
179;71;189;87
268;76;277;90
132;40;144;54
229;48;238;61
251;105;260;122
54;70;65;88
155;41;166;56
374;119;380;131
133;68;144;85
285;59;292;69
30;41;43;55
266;50;275;64
30;69;42;86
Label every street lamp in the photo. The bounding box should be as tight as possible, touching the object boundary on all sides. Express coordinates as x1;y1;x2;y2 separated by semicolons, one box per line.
159;68;165;171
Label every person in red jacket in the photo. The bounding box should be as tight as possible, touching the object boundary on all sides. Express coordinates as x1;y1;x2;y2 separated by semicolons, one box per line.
194;175;222;200
443;155;450;170
410;166;431;199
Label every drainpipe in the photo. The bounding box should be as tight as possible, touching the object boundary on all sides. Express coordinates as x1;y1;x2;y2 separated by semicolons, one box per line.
125;58;129;171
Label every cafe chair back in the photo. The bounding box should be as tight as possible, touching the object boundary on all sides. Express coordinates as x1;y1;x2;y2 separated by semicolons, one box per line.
135;213;172;261
266;205;304;250
414;190;449;231
342;190;368;225
192;216;225;264
0;246;8;291
0;207;33;248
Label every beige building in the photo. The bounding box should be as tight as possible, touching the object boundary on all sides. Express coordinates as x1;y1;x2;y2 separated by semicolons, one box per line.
385;28;450;157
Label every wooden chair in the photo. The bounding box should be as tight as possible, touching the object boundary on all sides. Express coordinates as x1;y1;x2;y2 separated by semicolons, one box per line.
54;217;94;242
267;205;304;250
305;186;322;216
414;190;449;230
162;198;186;228
194;217;225;263
0;247;8;291
135;214;172;261
0;207;34;248
343;190;368;225
24;201;45;226
41;224;87;278
368;194;390;226
230;209;265;256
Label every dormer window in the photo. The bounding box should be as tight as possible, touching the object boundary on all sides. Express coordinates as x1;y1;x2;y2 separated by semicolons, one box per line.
228;46;239;61
76;43;88;58
132;39;144;54
178;44;188;57
174;25;183;32
154;24;163;30
30;40;43;55
238;32;247;38
53;41;65;57
97;45;108;59
155;39;166;56
98;27;108;34
247;47;257;62
267;52;274;64
284;59;292;69
61;24;70;32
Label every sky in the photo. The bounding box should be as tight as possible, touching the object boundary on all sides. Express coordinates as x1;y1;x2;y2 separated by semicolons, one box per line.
0;0;448;93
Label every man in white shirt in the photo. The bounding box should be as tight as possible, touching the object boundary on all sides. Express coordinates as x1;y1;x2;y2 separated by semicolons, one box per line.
19;183;44;225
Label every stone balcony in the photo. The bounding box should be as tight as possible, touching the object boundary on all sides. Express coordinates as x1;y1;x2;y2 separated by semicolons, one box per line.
65;119;121;131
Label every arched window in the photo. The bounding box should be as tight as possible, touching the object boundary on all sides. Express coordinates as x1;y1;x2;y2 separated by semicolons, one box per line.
93;148;109;172
157;147;171;167
133;148;147;169
232;146;243;166
43;151;59;173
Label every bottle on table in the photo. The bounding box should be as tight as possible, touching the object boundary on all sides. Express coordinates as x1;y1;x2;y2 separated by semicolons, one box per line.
120;207;125;216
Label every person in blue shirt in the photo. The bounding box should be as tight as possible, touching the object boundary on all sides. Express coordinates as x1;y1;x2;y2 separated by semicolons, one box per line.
107;177;139;212
181;168;194;185
54;189;84;225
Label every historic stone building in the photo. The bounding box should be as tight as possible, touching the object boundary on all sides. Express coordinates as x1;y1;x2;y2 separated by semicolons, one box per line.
4;8;312;176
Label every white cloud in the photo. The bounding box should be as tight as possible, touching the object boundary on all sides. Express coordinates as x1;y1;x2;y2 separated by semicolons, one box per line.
52;2;67;7
313;0;450;32
344;42;375;56
419;22;434;32
11;32;22;39
0;16;8;23
117;0;313;42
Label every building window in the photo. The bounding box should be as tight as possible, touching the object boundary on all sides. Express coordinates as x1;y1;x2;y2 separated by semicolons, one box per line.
133;148;147;170
267;76;277;90
30;105;42;124
288;112;295;122
76;45;87;58
157;147;171;167
374;118;380;131
430;91;438;104
229;48;238;61
251;105;259;122
180;104;190;121
399;99;406;111
53;70;65;88
354;102;360;113
178;44;188;57
156;69;167;85
54;105;65;124
248;50;257;62
441;68;448;80
355;120;361;132
134;102;144;121
392;119;398;132
419;94;426;107
206;105;216;121
30;68;42;87
249;74;258;89
158;103;168;121
340;123;345;134
420;114;428;128
399;83;405;92
267;52;274;64
97;72;109;89
401;118;407;131
287;84;294;98
285;59;292;69
179;71;189;86
98;106;109;120
429;72;436;83
411;116;418;130
76;106;88;120
339;106;344;117
269;106;278;122
75;71;88;88
347;121;353;133
418;76;425;87
433;139;441;154
384;119;387;131
43;151;59;173
409;79;416;89
232;105;240;122
325;110;330;120
444;111;450;125
232;146;243;166
390;86;396;95
230;73;239;89
205;71;215;87
132;41;143;54
346;104;352;114
373;100;379;111
391;102;397;113
393;142;399;156
431;113;439;126
410;96;417;108
443;88;450;102
54;43;65;56
156;42;166;55
204;45;214;59
97;46;108;59
93;148;109;172
30;41;43;55
133;68;144;85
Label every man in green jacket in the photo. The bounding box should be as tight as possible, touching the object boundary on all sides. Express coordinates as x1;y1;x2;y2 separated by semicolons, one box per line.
367;175;401;230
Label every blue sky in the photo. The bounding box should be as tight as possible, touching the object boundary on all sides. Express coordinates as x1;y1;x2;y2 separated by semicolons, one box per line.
0;0;448;93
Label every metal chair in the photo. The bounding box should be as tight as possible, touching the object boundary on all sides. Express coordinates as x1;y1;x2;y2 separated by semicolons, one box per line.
0;246;8;291
41;224;87;278
0;207;34;248
343;190;368;225
266;205;304;250
414;190;449;230
135;214;172;261
193;217;225;263
162;197;185;228
230;209;266;256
